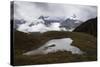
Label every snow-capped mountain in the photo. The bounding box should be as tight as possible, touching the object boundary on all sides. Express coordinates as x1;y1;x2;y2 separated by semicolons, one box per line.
14;19;26;29
15;16;82;33
60;18;82;29
17;19;66;33
38;16;66;26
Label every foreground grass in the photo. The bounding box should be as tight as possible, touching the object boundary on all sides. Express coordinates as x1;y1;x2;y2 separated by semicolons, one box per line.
13;51;96;66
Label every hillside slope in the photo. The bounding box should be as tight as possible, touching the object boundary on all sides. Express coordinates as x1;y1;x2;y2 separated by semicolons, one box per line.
74;18;97;37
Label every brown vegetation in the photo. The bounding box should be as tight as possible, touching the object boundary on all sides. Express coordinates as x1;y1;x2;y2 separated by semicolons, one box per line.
12;31;97;66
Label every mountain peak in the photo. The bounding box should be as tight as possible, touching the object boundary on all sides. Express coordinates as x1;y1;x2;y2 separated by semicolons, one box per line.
15;16;82;33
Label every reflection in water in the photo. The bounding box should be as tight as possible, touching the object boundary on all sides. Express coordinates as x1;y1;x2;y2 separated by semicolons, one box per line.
23;38;84;55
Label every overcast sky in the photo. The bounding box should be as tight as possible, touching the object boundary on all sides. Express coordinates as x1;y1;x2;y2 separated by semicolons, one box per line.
13;1;97;22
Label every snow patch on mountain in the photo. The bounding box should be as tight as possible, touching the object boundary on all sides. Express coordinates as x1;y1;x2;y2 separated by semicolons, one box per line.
16;16;83;33
17;19;67;33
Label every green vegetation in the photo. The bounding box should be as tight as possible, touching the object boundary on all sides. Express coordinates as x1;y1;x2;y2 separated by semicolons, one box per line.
13;31;97;66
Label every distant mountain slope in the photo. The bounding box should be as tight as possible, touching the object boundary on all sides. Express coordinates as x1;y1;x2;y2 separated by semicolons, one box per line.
74;17;97;37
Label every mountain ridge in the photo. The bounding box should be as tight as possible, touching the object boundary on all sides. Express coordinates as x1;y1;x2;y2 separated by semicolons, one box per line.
74;17;97;37
14;16;82;33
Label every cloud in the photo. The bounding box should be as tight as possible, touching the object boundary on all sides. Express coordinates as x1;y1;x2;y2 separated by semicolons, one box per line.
13;1;97;22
